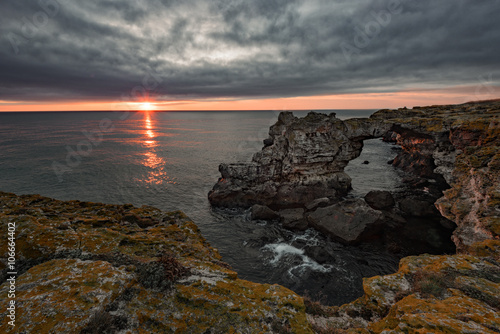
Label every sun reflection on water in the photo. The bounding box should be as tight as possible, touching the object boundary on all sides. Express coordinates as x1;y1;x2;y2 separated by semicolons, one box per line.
136;112;176;185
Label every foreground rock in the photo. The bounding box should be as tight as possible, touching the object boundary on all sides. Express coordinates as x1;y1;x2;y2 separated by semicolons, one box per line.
308;254;500;333
0;192;312;333
364;190;395;210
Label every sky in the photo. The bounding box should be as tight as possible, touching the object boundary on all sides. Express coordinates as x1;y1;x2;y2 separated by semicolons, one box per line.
0;0;499;111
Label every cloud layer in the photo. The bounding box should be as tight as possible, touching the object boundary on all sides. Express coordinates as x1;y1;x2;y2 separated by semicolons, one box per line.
1;0;499;103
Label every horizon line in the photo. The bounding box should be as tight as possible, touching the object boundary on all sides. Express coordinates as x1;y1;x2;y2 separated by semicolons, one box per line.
0;108;382;113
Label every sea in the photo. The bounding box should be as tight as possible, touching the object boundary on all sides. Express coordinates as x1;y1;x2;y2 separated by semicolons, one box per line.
0;109;408;305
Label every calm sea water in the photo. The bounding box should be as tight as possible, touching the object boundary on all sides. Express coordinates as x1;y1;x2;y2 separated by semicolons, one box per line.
0;110;405;305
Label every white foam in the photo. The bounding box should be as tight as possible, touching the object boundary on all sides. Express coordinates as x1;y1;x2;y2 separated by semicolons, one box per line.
261;242;332;274
263;243;305;265
290;229;322;246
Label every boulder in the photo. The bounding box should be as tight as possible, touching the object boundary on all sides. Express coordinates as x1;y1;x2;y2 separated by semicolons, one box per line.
364;191;395;210
306;199;383;244
279;208;308;231
305;197;331;211
303;245;332;264
251;204;279;220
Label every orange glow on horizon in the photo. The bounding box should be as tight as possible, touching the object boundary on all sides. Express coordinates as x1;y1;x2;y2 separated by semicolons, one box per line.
139;102;155;111
0;85;498;112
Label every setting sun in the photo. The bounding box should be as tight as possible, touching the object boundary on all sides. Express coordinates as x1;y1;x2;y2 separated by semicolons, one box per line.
139;102;155;110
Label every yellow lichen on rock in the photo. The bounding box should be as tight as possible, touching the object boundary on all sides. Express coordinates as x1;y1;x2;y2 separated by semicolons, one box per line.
0;192;313;333
370;292;500;334
0;259;135;333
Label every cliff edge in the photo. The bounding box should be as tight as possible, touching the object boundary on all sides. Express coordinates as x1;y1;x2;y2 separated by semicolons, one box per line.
0;192;312;333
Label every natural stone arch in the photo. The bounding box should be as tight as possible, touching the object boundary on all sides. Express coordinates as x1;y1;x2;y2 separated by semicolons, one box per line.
208;111;391;210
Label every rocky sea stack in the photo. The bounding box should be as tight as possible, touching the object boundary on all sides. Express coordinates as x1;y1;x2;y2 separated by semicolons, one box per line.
1;101;499;333
208;111;391;210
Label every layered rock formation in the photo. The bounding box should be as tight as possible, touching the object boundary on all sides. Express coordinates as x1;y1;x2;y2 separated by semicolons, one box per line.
209;101;499;255
208;101;500;332
371;101;500;254
208;111;390;210
0;192;312;333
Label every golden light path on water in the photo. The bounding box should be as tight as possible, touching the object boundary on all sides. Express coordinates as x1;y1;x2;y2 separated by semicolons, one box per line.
137;111;177;186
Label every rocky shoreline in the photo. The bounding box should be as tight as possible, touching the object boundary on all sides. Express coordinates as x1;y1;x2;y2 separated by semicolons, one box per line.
1;100;499;333
209;101;499;253
208;100;499;332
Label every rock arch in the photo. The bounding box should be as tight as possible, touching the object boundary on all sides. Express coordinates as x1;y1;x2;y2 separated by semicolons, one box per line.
208;111;391;210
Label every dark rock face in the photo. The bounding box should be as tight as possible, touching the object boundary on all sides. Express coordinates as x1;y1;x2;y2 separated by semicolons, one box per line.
399;197;439;217
364;190;395;210
305;197;331;211
372;102;500;254
208;112;390;209
305;199;384;244
389;126;440;179
278;208;308;231
251;204;279;221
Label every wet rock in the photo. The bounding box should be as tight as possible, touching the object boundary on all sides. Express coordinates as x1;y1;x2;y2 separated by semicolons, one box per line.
382;209;407;225
364;190;395;210
399;197;439;217
263;137;273;147
279;208;308;231
306;199;383;244
305;197;331;211
303;245;332;264
251;204;279;220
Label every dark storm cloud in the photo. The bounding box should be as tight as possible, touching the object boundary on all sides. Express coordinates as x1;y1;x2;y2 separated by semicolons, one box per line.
0;0;499;102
